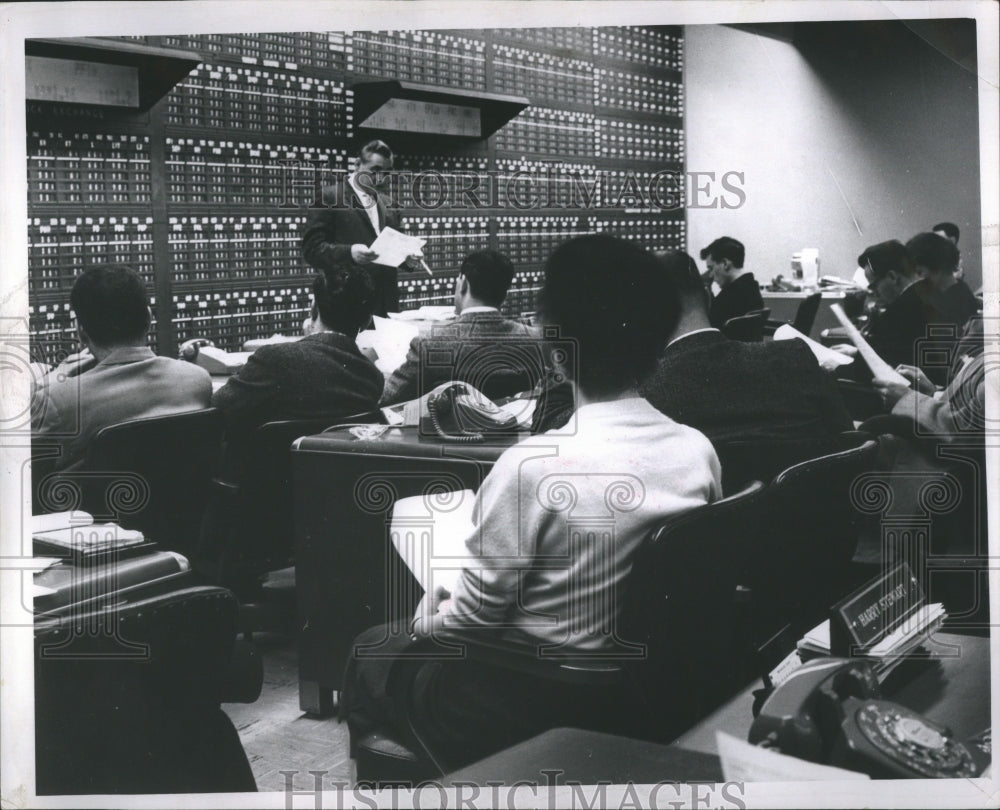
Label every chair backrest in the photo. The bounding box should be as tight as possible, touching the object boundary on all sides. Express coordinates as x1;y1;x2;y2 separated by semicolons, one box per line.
723;308;770;342
34;584;257;794
56;409;225;558
714;430;873;497
617;481;769;742
792;292;823;336
753;438;880;637
217;411;385;584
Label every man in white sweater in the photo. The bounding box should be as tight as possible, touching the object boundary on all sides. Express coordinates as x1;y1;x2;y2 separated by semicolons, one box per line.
344;235;721;767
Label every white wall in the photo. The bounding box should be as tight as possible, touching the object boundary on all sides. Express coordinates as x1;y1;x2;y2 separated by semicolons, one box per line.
685;22;982;291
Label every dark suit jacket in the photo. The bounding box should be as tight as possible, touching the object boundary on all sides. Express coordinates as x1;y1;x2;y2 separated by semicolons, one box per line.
301;181;401;316
380;310;543;406
863;278;951;384
709;272;764;329
212;332;384;467
940;279;980;331
639;330;852;443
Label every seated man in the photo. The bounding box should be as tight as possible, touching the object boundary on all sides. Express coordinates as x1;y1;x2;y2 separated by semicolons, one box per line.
212;266;384;467
859;239;952;384
906;231;980;331
344;235;721;768
699;236;763;329
31;264;212;472
380;249;541;406
931;220;965;281
640;252;852;443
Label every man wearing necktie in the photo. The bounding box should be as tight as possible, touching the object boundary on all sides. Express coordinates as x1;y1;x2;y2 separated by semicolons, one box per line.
302;139;422;318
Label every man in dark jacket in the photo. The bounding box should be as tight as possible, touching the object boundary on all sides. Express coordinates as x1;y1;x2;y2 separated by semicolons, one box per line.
860;239;953;385
700;236;764;329
640;252;852;443
380;250;542;406
212;267;384;468
301;139;421;317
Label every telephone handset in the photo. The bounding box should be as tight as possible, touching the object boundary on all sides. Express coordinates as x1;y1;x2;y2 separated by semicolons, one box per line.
421;382;518;442
179;337;216;362
749;658;989;778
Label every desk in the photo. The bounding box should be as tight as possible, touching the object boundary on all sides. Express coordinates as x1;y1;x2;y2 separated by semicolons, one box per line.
441;633;988;784
292;426;518;713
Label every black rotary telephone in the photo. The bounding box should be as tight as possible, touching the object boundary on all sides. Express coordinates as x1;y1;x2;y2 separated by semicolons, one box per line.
749;658;990;778
420;382;518;442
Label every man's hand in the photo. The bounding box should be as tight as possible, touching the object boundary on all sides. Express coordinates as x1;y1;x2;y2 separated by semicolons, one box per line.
829;344;858;358
894;364;937;396
872;374;912;409
403;252;423;271
351;244;378;264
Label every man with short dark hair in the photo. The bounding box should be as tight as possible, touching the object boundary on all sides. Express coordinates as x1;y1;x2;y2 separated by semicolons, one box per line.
31;264;212;471
860;239;951;383
699;236;763;328
906;231;979;329
380;249;541;406
212;267;384;461
302;139;421;318
640;252;851;443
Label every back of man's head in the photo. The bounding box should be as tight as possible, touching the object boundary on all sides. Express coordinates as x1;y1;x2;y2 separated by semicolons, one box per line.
699;236;745;268
907;231;960;277
460;249;515;308
539;235;677;397
657;250;711;314
313;265;377;338
70;264;150;347
931;221;960;243
858;240;916;281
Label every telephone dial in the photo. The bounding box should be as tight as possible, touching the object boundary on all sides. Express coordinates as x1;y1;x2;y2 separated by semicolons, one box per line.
749;658;989;778
420;382;518;442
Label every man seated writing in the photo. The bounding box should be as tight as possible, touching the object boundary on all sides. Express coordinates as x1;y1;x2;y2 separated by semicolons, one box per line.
31;264;212;472
343;235;722;768
379;249;541;406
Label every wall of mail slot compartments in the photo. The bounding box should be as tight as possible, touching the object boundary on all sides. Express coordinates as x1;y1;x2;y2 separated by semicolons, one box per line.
26;27;685;362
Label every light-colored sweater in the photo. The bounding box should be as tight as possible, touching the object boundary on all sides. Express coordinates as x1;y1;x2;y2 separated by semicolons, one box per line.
445;397;722;652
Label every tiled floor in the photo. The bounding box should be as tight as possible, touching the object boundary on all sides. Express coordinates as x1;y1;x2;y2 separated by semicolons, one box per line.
222;633;352;795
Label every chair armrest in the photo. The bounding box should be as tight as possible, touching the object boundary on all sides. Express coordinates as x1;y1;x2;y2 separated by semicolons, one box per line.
219;638;264;703
210;477;241;498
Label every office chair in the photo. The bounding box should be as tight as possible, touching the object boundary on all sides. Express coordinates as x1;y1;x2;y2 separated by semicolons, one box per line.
722;308;770;342
352;481;768;785
764;292;822;338
713;429;873;496
34;409;225;561
206;412;384;617
34;584;261;795
753;438;880;638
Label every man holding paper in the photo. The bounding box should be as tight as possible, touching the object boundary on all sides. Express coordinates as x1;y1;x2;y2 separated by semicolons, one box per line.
302;140;423;318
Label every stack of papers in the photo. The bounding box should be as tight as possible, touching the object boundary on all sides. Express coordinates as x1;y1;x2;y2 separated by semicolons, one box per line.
33;512;145;557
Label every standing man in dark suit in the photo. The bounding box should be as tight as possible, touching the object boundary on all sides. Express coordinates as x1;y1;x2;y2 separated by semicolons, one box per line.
699;236;764;328
301;140;421;317
380;250;542;406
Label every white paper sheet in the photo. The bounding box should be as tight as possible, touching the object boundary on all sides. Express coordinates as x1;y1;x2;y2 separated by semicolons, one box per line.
774;324;854;368
355;314;420;375
830;303;910;385
369;226;426;268
390;489;475;595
